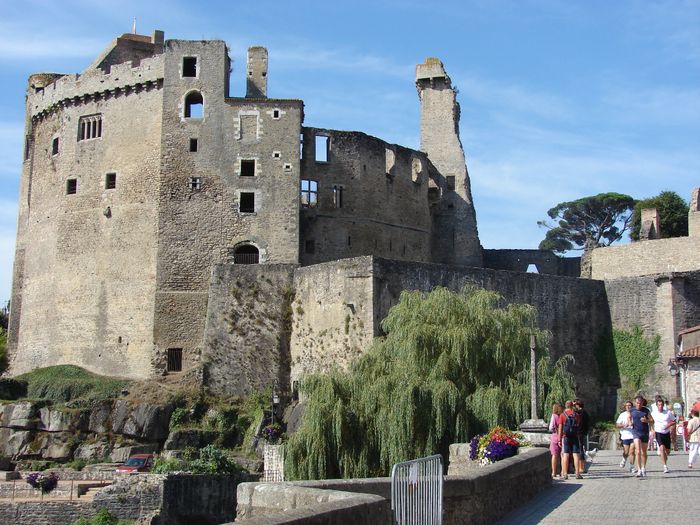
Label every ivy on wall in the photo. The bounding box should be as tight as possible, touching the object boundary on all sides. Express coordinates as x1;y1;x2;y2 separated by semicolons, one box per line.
594;324;660;395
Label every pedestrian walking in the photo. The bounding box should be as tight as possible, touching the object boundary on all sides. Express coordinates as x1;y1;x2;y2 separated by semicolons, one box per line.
686;408;700;468
616;401;636;471
630;395;654;477
549;402;563;478
650;396;675;473
558;400;582;480
574;398;589;474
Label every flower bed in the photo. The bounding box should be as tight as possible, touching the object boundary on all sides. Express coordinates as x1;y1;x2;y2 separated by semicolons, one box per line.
25;472;59;494
469;427;523;466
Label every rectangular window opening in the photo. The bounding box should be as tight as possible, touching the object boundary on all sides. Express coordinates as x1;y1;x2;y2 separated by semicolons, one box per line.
305;239;315;254
446;175;456;191
240;159;255;177
272;151;281;158
315;135;329;162
24;136;31;160
189;177;201;190
167;348;183;372
66;179;77;195
52;137;59;156
240;192;255;213
273;109;280;119
301;180;317;208
105;173;116;190
189;138;198;152
183;57;197;77
333;186;343;208
78;114;102;141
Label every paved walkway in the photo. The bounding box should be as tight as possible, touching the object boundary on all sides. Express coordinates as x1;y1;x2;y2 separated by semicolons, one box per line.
497;449;700;524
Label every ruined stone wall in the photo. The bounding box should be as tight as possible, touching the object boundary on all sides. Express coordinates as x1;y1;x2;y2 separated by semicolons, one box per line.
290;258;375;385
290;256;610;412
590;236;700;280
603;271;700;398
154;40;303;373
203;264;297;397
9;55;165;379
299;128;432;267
482;249;580;276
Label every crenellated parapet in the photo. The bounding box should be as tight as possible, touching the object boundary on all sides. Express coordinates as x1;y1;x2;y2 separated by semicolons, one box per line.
27;55;164;121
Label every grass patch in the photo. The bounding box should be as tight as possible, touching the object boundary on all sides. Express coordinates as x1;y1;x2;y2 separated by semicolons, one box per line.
14;365;132;406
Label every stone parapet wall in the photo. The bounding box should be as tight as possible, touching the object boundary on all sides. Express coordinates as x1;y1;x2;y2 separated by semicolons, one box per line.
235;448;550;525
27;56;164;119
590;236;700;280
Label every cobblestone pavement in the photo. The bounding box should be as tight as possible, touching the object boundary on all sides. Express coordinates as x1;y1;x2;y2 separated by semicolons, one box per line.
497;449;700;524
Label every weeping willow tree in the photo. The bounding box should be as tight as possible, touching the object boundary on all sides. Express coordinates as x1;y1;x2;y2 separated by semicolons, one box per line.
285;285;576;480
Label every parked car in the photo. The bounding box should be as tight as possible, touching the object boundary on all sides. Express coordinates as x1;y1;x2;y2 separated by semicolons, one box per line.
116;454;154;473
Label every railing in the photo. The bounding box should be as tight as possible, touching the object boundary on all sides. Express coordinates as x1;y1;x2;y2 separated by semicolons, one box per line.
391;454;442;525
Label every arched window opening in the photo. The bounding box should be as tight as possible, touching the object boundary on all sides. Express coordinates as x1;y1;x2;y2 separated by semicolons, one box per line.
234;245;259;264
185;92;203;118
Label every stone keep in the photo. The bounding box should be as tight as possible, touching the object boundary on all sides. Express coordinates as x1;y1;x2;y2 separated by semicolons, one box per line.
8;31;483;380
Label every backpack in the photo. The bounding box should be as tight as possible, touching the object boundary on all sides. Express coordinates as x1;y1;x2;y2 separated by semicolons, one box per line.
563;412;579;438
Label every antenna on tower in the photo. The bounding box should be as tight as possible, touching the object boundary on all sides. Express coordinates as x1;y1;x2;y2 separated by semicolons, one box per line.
132;17;137;34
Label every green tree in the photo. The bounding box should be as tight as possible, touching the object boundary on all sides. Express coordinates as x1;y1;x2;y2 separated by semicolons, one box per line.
629;190;689;241
538;193;636;253
285;285;576;481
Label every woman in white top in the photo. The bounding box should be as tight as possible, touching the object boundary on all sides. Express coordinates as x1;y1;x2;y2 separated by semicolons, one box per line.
616;401;636;471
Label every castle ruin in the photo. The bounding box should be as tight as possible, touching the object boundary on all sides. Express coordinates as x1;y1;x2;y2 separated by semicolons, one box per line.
7;31;700;413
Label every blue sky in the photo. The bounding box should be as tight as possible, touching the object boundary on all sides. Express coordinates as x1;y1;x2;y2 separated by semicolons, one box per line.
0;0;698;304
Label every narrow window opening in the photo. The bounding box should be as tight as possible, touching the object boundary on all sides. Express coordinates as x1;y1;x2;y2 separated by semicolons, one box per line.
105;173;116;190
389;240;393;252
66;179;77;195
385;148;395;176
183;57;197;77
402;245;406;255
240;159;255;177
185;92;203;118
301;180;317;208
412;157;422;183
273;109;280;119
189;138;198;152
305;240;315;254
315;135;328;162
233;245;259;264
333;186;343;208
189;177;201;190
24;136;31;160
167;348;183;372
52;137;59;156
527;264;539;274
272;151;281;158
118;336;122;344
300;134;304;159
348;236;352;247
284;163;292;172
446;176;456;191
240;192;255;213
78;114;102;141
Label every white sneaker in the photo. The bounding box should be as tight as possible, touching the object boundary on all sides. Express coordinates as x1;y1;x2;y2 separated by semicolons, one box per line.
641;468;646;477
630;465;635;472
664;465;669;473
620;458;627;468
657;448;661;456
636;469;643;477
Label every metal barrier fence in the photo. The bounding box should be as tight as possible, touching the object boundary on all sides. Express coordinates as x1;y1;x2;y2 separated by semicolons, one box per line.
391;454;443;525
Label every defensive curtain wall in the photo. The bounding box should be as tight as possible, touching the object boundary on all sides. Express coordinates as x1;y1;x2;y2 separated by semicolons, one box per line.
203;256;611;412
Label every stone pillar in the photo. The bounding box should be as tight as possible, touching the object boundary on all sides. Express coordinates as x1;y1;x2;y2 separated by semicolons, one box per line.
640;208;660;240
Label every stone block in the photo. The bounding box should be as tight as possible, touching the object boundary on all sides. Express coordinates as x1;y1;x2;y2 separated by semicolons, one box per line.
42;443;74;460
122;403;173;441
88;400;114;434
1;402;37;430
74;441;113;461
110;400;132;434
3;430;33;457
38;408;89;432
110;443;159;463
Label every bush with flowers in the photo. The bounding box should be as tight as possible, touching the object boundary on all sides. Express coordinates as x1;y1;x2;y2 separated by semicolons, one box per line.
469;427;523;466
263;423;283;443
25;472;59;494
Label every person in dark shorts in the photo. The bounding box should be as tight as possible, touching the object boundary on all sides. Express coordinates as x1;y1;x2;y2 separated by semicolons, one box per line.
616;401;636;471
630;395;654;477
651;396;676;473
574;398;589;473
558;400;582;480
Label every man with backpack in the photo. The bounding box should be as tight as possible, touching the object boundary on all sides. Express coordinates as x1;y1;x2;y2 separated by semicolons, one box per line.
558;400;582;480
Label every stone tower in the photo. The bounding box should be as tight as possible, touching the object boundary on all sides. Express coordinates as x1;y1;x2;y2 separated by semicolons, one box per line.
416;58;482;267
246;46;268;98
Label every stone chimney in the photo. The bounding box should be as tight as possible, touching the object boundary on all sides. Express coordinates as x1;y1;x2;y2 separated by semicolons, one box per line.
689;188;700;238
639;208;660;240
246;47;268;98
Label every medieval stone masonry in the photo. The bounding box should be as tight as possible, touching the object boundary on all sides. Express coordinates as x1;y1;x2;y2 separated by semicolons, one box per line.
8;31;700;413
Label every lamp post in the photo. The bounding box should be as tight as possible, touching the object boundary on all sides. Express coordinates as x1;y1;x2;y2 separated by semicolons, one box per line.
519;332;549;445
271;379;280;426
